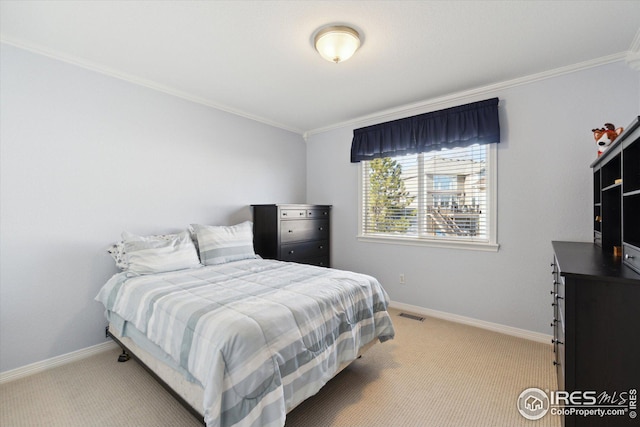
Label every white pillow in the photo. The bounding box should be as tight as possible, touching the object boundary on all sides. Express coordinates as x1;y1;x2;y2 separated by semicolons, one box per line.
108;233;181;270
122;230;201;275
107;242;128;270
190;221;256;266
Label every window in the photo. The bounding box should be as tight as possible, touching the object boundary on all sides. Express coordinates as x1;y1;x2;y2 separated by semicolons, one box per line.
359;143;498;251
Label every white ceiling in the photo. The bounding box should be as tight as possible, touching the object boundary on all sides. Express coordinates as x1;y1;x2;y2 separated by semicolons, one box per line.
2;1;639;135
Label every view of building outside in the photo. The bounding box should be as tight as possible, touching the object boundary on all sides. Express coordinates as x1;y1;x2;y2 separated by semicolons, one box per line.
363;144;487;241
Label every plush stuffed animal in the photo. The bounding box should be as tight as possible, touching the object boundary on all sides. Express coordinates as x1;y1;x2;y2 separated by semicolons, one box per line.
592;123;623;156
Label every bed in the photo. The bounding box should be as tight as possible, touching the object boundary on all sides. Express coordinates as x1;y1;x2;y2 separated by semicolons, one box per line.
96;223;395;427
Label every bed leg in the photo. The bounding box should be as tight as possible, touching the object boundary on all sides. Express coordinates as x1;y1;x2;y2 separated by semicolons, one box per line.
117;349;131;362
105;326;131;362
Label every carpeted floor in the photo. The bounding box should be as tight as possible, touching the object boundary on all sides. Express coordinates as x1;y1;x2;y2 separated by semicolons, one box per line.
0;309;559;426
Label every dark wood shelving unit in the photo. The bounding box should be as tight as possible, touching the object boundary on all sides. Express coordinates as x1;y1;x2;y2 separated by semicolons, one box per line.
591;116;640;273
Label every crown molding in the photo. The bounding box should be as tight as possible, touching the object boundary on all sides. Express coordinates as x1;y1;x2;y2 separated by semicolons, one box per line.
626;28;640;71
1;36;631;138
305;51;629;137
0;37;305;136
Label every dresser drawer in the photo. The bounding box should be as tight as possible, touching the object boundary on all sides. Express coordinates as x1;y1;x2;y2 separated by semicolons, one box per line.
280;209;307;219
280;240;329;262
303;256;330;267
557;335;565;392
280;219;329;243
556;275;565;323
306;208;330;219
555;277;565;347
623;243;640;274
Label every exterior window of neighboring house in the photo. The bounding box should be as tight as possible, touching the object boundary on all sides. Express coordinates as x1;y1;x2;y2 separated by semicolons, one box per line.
359;143;498;251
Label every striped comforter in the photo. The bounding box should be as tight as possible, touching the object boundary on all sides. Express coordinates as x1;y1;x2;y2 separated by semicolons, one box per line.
95;258;395;427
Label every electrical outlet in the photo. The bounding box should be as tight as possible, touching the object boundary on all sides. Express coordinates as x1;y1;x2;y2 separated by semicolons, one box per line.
399;274;405;285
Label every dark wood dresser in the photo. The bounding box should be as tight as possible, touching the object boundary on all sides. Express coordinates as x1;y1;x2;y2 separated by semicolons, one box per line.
551;241;640;427
252;204;331;267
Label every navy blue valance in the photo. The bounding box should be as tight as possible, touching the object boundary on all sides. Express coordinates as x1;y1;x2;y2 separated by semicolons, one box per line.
350;98;500;162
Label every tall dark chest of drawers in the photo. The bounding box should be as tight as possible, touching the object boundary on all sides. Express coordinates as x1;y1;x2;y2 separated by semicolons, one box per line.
551;241;640;427
252;204;331;267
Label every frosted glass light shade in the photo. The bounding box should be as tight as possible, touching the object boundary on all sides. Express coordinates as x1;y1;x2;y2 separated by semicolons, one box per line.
314;26;361;63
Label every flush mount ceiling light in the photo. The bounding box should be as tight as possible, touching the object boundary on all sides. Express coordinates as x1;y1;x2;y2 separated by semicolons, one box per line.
314;25;361;64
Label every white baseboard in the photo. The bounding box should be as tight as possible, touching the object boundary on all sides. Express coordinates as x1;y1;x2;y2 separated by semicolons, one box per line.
0;341;118;384
1;304;551;384
389;301;552;345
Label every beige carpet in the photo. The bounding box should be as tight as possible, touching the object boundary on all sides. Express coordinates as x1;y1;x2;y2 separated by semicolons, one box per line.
0;309;559;426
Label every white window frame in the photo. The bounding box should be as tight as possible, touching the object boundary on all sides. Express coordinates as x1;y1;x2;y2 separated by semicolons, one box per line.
357;143;499;252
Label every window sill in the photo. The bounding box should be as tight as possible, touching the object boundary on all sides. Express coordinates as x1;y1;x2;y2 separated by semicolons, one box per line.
357;235;500;252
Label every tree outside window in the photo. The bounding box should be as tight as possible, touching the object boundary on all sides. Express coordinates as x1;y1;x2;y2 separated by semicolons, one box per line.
366;157;416;233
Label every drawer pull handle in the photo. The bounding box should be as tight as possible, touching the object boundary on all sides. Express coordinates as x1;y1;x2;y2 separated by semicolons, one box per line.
625;254;635;260
551;302;557;307
318;227;324;231
319;245;324;249
289;250;294;255
283;212;287;216
288;230;293;233
555;294;563;300
552;339;564;345
300;212;304;216
553;360;560;366
550;319;557;327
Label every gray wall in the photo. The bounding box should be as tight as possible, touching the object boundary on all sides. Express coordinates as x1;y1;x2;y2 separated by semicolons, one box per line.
2;41;638;374
306;61;639;335
0;44;307;372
